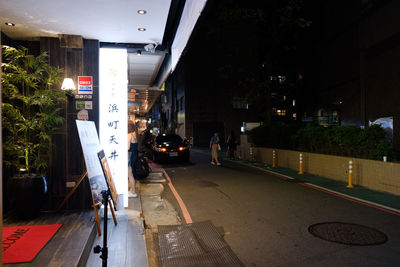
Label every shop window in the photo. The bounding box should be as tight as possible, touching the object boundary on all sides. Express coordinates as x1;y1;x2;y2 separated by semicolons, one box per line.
270;75;286;84
276;109;286;116
232;97;249;109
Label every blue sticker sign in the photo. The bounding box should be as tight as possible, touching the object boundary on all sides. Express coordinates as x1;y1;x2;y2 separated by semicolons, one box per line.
78;76;93;94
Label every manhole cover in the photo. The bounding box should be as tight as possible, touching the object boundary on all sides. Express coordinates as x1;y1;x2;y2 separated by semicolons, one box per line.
308;222;388;246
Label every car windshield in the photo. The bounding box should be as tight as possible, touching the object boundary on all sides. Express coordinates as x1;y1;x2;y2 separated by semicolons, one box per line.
156;134;183;143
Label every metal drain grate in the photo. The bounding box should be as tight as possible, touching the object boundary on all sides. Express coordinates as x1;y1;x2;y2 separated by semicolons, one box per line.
308;222;388;246
158;221;243;267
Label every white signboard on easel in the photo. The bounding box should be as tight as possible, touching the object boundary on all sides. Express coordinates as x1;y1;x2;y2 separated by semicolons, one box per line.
76;120;108;205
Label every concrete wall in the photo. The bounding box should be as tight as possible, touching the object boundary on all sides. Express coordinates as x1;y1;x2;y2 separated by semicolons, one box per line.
251;147;400;196
239;135;250;160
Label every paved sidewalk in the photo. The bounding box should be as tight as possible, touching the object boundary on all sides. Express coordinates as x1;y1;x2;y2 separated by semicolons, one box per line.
231;158;400;215
86;193;148;266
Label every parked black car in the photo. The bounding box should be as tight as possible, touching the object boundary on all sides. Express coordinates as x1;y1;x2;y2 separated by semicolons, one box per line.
152;134;190;162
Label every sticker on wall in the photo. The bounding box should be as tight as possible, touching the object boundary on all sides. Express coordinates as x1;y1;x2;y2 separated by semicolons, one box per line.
76;101;93;110
77;109;89;120
75;94;93;100
85;101;93;110
78;76;93;94
76;101;85;110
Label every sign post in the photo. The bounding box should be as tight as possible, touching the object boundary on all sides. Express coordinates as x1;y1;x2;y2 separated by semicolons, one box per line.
76;120;118;235
99;48;128;207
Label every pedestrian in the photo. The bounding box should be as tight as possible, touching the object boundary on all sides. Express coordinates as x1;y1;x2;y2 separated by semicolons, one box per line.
128;120;138;198
210;131;221;166
189;136;194;148
226;130;237;159
140;127;152;157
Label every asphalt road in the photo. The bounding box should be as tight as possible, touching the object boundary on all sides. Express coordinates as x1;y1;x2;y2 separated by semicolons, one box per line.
160;149;400;267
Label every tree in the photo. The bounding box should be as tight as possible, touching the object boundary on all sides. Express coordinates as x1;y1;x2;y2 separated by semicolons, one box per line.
2;45;66;175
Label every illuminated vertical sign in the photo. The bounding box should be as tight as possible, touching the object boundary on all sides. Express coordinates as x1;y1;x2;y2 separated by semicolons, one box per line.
99;48;128;207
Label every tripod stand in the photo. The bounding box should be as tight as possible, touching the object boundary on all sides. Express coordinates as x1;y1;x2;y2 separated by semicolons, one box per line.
93;189;111;267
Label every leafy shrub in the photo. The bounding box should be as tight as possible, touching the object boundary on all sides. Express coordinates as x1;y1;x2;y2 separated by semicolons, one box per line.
357;125;392;160
329;126;362;156
2;45;66;174
250;123;393;161
293;124;330;153
249;122;301;150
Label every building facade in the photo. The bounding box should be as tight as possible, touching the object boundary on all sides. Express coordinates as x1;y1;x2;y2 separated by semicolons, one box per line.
160;0;400;152
308;0;400;150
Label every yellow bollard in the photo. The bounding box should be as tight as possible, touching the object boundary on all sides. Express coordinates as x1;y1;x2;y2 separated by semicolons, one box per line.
347;160;354;188
298;153;304;174
272;150;276;168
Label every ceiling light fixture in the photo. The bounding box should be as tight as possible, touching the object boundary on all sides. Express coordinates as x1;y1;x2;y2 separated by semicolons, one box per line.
137;10;147;15
138;27;146;32
137;50;142;56
5;22;15;26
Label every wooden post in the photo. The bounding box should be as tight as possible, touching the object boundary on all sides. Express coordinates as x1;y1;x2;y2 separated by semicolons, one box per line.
109;199;118;226
56;170;87;211
54;169;118;236
92;199;102;236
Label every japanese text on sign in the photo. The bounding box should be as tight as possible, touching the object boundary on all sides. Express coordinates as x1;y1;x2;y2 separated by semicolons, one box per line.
99;48;128;207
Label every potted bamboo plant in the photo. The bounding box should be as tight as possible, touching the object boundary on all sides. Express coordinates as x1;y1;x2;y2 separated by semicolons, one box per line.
2;45;66;218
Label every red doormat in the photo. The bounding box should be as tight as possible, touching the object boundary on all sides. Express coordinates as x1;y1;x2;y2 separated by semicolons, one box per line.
3;224;62;263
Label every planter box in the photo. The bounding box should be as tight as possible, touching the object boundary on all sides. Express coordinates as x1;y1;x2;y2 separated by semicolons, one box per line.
250;147;400;196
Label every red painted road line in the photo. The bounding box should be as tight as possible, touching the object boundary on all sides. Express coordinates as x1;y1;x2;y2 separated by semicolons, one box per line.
299;182;400;216
162;169;193;224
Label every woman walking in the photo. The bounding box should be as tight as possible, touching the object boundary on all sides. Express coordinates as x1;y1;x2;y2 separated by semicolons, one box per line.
210;132;221;166
128;120;138;198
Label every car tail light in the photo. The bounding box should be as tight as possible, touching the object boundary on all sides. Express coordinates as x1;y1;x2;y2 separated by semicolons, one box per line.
155;147;167;152
178;146;185;151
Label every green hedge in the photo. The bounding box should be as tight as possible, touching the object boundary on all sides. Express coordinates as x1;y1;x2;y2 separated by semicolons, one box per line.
249;124;393;161
249;122;301;149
